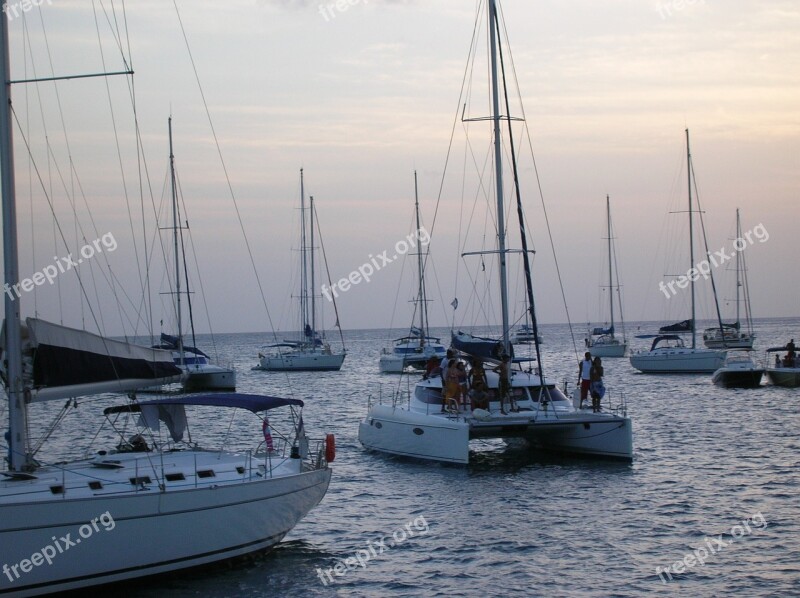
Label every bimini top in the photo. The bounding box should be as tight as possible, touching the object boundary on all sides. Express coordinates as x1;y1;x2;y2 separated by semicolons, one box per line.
104;393;303;415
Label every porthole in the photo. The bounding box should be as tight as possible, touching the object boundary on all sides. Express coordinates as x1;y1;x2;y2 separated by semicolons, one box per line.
413;428;424;436
374;421;383;429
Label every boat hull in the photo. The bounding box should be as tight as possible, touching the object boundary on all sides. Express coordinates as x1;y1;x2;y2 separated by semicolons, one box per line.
630;348;726;373
259;352;345;372
0;466;330;597
712;368;764;388
766;368;800;388
586;342;627;358
182;367;236;391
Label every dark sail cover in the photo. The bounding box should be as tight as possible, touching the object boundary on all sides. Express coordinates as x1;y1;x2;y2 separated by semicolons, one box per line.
22;318;182;401
659;319;693;333
157;332;210;358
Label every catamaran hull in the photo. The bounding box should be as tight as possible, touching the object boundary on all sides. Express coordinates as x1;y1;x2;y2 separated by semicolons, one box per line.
0;469;331;597
630;349;726;373
766;368;800;388
359;406;632;463
712;368;764;388
259;353;345;372
358;405;470;464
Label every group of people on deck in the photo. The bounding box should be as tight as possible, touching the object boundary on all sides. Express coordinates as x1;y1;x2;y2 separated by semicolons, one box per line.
424;350;497;413
579;352;605;412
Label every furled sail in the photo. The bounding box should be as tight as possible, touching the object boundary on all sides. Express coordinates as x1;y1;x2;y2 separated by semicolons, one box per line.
2;318;182;402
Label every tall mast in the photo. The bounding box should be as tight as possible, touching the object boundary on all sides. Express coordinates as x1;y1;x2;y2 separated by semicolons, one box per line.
168;117;184;364
686;128;696;349
299;169;307;341
310;195;316;342
606;195;615;337
414;171;427;349
489;0;510;354
1;15;31;471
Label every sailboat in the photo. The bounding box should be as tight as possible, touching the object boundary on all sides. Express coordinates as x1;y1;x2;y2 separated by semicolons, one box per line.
702;209;755;349
630;130;727;373
258;170;346;371
585;195;627;357
379;172;446;373
0;18;331;595
153;118;236;391
358;0;632;463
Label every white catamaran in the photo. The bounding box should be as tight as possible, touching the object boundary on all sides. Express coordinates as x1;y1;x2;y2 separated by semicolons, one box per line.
359;0;632;464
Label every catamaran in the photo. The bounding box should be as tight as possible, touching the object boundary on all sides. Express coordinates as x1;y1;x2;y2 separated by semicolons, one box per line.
359;0;632;463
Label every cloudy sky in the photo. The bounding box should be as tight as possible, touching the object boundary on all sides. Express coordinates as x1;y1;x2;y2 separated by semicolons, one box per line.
4;0;799;337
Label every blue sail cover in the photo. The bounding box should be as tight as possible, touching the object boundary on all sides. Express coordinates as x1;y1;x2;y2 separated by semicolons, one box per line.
157;332;210;358
452;331;514;363
134;393;303;412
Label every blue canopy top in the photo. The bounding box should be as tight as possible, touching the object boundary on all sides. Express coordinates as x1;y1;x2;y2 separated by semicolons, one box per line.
124;393;303;413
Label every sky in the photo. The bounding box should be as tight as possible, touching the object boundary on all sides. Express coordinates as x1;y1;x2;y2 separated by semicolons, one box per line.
2;0;799;338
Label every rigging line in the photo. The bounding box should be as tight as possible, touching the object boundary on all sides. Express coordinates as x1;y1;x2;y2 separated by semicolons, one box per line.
690;157;725;336
21;18;38;317
610;208;627;341
424;0;484;332
497;3;579;362
172;0;279;341
313;203;346;351
92;0;148;335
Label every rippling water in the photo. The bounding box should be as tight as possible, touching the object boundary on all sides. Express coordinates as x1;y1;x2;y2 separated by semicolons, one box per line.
6;319;800;597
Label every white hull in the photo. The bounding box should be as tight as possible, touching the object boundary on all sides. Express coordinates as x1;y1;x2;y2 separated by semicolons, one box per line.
183;364;236;391
586;341;627;358
766;367;800;388
259;351;345;372
703;337;754;349
0;451;330;596
630;348;726;373
358;372;632;463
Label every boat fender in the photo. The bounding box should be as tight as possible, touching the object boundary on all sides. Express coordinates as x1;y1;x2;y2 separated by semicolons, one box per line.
325;433;336;463
472;408;492;421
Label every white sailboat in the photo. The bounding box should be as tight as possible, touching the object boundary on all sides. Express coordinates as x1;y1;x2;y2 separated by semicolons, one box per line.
379;172;446;373
154;118;236;391
0;19;331;596
585;195;627;357
703;209;756;349
359;0;632;463
258;170;346;371
630;130;726;373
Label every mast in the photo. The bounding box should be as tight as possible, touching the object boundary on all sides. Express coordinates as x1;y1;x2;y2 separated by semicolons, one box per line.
735;208;741;327
606;195;615;338
168;117;184;365
686;128;696;349
414;171;427;349
299;169;307;342
310;195;316;343
1;14;32;471
488;0;510;355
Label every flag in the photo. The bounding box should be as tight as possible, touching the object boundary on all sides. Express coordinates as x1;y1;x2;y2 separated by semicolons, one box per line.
262;418;274;452
450;298;459;310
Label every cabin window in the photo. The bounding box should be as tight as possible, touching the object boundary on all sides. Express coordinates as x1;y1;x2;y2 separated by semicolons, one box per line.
165;473;185;482
129;476;152;485
413;428;424;436
236;466;245;474
49;485;64;495
88;481;103;490
197;470;216;479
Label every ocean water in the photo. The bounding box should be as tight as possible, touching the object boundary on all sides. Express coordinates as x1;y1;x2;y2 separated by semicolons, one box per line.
11;318;800;597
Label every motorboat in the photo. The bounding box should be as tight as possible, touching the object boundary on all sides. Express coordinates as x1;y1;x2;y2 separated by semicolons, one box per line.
711;351;764;388
765;346;800;387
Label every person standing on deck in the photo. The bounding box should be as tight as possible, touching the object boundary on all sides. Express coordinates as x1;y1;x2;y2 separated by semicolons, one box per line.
578;352;592;408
